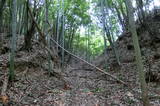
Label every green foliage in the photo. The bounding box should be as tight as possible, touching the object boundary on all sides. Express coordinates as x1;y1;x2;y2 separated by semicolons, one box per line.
72;29;104;58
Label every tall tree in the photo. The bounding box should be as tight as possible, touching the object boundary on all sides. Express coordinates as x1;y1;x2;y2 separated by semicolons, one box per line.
0;0;6;31
87;25;90;62
45;0;52;74
61;0;65;71
9;0;17;81
101;0;121;65
23;0;37;50
0;34;2;49
136;0;145;24
125;0;150;105
0;0;6;18
56;0;60;52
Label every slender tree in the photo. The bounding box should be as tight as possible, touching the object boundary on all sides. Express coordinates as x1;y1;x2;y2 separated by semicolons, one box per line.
125;0;150;106
0;0;6;19
103;30;109;71
45;0;52;74
24;0;37;50
0;0;6;31
101;0;121;65
87;25;90;62
0;34;2;49
56;0;60;52
136;0;145;24
61;0;65;71
9;0;17;81
17;1;25;35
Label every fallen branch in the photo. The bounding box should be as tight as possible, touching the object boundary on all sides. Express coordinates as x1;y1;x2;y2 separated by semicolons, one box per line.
50;38;127;86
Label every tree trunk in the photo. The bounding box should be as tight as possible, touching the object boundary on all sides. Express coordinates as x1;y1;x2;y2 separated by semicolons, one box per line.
56;0;60;52
24;21;35;50
45;0;52;74
125;0;150;106
0;35;2;49
0;0;6;18
9;0;17;81
136;0;145;23
61;13;65;71
101;0;121;65
114;5;126;31
24;1;36;50
0;0;6;32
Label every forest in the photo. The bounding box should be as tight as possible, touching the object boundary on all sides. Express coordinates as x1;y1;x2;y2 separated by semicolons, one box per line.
0;0;160;105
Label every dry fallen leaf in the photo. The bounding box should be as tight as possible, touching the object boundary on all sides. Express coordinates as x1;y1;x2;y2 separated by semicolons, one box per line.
0;95;9;104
